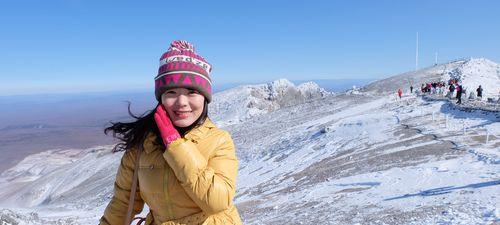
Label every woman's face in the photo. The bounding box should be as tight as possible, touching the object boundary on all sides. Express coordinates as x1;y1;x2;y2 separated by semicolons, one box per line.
161;88;205;127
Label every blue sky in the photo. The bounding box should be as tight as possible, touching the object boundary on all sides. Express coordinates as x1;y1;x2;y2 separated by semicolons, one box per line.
0;0;499;95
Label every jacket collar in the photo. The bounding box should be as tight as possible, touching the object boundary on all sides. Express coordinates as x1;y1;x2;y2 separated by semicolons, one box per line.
142;118;216;154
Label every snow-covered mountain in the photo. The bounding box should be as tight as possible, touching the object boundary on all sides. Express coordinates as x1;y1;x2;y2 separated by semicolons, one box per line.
443;58;500;99
363;58;500;99
209;79;332;126
0;147;118;209
0;62;499;225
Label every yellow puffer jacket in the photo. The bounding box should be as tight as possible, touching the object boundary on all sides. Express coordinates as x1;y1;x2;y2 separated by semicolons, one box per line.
99;119;242;225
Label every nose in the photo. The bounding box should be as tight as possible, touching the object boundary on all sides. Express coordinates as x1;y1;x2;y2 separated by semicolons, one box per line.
174;94;188;107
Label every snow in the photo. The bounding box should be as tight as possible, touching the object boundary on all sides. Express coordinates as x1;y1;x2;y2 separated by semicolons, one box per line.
0;146;121;208
209;78;331;126
232;94;499;224
0;59;499;225
364;58;500;101
0;149;82;183
442;58;500;100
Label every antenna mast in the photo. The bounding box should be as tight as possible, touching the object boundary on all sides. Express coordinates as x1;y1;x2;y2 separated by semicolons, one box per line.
415;32;419;71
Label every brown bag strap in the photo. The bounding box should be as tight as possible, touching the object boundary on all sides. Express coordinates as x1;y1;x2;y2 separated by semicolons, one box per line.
132;217;147;225
124;145;143;225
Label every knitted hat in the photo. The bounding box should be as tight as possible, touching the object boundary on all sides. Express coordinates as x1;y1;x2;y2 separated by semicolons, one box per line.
154;40;212;103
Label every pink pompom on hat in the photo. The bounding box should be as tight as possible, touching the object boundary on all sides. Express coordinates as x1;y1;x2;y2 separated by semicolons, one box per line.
154;40;213;103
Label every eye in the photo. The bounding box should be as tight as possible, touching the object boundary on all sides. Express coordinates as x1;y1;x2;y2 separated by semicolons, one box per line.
162;90;177;98
189;90;200;95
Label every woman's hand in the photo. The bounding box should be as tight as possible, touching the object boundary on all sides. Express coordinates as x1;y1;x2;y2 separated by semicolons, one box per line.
154;105;181;146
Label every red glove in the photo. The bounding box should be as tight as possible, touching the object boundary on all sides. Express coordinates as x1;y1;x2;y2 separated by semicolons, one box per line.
154;105;181;146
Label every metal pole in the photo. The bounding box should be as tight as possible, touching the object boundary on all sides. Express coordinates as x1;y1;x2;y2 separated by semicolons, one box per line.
416;32;419;71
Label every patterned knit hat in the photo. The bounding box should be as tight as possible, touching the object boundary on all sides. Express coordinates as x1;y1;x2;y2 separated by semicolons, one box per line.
154;40;212;103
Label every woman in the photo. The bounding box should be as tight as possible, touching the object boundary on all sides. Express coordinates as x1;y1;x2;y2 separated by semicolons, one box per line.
99;40;242;225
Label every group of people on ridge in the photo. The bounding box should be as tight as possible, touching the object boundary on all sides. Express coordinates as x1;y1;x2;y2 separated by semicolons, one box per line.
404;79;484;105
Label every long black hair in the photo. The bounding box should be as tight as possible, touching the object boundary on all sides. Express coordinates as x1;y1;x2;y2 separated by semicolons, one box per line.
104;100;208;152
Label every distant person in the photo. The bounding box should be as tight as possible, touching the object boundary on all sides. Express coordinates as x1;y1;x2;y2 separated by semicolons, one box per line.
476;85;483;99
398;88;403;99
448;84;455;99
99;40;242;225
410;85;413;93
456;84;463;104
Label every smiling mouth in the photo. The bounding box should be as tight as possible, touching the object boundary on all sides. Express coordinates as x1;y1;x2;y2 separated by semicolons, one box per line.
174;111;191;118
